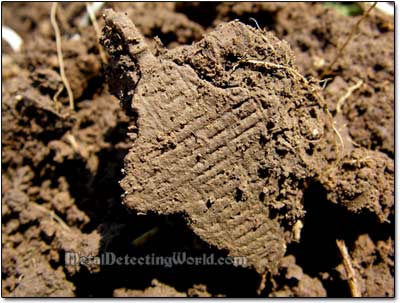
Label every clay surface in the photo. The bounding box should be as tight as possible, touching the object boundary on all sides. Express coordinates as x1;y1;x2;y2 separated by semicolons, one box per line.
101;10;339;274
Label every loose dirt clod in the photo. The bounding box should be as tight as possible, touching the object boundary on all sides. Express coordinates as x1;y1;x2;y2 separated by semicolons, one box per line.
320;148;393;222
101;9;338;274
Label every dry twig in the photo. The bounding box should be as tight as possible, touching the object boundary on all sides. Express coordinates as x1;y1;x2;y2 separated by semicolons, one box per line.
336;239;362;297
50;2;75;111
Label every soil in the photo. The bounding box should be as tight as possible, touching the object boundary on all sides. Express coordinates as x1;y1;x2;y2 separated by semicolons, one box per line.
1;2;394;298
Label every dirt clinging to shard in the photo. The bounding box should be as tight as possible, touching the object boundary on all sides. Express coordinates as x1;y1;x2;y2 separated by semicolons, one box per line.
101;9;339;274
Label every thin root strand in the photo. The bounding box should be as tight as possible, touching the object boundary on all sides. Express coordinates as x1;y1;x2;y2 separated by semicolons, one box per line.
52;84;64;112
86;2;108;64
336;80;364;114
336;239;362;297
32;203;71;232
50;2;75;111
322;2;377;77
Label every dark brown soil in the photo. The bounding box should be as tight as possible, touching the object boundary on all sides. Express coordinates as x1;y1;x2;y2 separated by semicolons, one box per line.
1;2;394;298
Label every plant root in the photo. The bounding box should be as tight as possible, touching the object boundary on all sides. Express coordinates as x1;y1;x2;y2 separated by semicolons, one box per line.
52;84;64;112
2;26;23;52
32;203;71;232
322;2;377;77
240;59;308;84
257;272;267;295
240;59;344;164
249;17;276;54
336;80;364;114
336;239;362;297
319;77;333;90
50;2;75;111
85;2;107;64
131;226;160;248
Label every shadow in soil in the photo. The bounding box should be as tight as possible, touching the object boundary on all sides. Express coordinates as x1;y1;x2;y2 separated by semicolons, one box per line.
175;2;220;28
70;213;262;297
286;181;394;297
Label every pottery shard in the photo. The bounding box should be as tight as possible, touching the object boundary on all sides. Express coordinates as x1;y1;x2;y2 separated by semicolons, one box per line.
101;9;335;274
